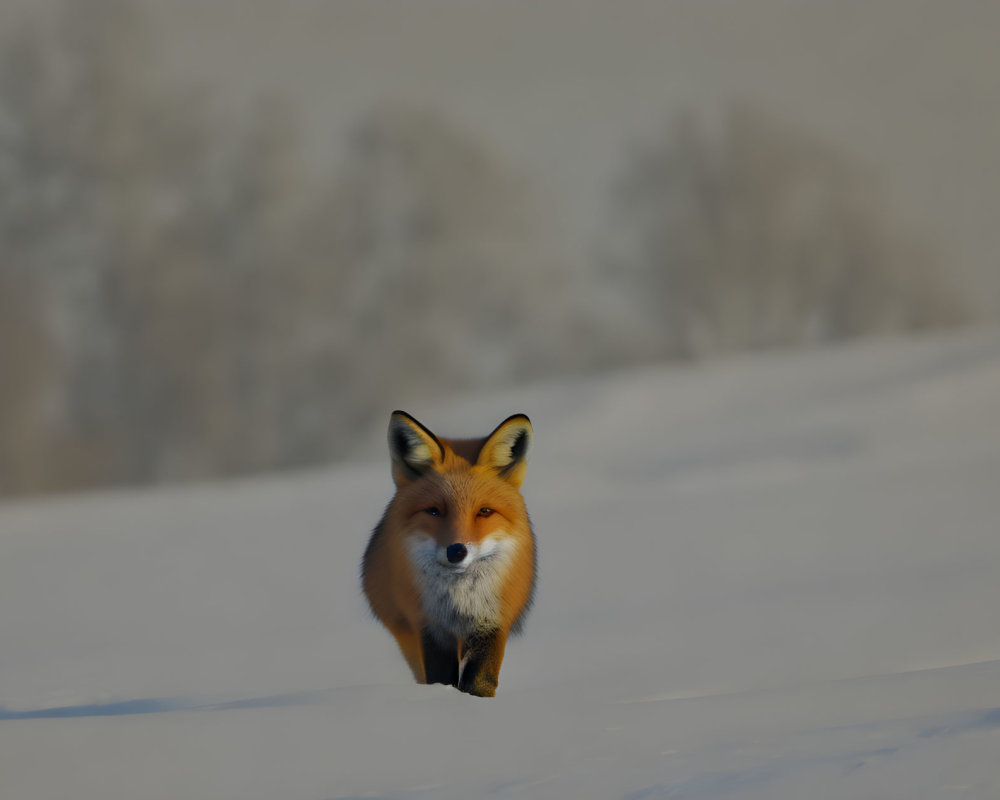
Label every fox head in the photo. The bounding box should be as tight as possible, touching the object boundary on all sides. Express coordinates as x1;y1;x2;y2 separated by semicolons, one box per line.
385;410;533;571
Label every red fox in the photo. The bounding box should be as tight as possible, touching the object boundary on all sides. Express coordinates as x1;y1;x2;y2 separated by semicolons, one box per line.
362;411;536;697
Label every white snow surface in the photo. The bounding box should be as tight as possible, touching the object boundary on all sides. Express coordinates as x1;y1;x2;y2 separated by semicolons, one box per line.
2;329;1000;799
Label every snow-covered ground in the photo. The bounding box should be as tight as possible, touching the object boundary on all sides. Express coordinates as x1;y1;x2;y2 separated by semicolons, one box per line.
2;329;1000;799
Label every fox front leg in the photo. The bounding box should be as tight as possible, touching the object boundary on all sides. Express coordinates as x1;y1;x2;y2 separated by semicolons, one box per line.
458;628;508;697
421;629;460;687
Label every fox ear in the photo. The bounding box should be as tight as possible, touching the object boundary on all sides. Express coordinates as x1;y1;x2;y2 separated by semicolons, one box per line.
477;414;533;488
388;411;444;486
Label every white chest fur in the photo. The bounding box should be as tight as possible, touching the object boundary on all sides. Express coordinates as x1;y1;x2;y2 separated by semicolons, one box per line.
405;534;518;638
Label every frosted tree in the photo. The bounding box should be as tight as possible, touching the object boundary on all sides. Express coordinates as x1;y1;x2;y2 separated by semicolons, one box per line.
0;1;318;489
605;106;969;360
318;104;577;411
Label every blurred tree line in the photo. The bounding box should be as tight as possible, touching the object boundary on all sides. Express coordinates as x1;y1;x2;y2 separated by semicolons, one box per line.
0;2;970;497
600;109;966;361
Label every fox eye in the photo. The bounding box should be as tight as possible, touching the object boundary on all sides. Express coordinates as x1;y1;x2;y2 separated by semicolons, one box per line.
477;507;495;518
423;506;442;517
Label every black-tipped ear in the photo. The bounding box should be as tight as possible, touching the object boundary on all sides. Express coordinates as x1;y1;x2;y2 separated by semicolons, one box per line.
388;411;444;487
476;414;533;488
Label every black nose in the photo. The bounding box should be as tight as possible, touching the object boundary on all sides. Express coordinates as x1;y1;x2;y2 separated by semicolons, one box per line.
446;543;468;564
